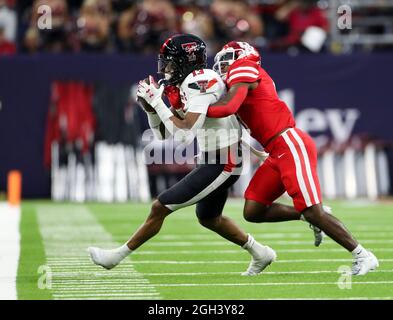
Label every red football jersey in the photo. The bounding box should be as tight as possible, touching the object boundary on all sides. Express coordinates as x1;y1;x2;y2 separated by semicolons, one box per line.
226;58;296;148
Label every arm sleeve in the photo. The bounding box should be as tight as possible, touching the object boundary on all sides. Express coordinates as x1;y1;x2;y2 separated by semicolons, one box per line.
206;85;248;118
146;112;169;140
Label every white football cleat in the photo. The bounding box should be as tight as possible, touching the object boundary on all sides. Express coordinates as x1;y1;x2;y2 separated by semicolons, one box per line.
241;246;276;276
310;205;332;247
88;247;124;270
352;251;379;276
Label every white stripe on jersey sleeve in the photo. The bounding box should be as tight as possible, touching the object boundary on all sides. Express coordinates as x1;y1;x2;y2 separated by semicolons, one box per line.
227;72;258;84
229;66;259;76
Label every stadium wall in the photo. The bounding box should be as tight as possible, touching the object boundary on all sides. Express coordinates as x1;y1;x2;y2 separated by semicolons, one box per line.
0;53;392;198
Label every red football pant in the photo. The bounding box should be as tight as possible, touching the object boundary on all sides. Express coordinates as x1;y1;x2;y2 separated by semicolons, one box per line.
245;128;322;212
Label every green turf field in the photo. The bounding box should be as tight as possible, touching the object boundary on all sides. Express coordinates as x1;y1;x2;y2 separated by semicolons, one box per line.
17;199;393;300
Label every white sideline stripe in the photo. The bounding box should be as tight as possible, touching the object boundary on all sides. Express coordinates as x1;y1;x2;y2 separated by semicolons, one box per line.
127;259;393;264
0;203;20;300
290;129;320;204
282;132;312;207
37;205;160;300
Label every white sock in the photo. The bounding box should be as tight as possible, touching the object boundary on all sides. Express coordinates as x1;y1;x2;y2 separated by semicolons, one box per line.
242;234;264;259
115;244;132;259
351;244;367;258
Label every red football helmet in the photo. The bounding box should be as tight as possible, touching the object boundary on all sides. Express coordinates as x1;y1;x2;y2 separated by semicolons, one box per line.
213;41;261;80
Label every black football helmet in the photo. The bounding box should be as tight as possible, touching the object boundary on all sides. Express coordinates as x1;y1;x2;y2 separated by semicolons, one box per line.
158;34;207;86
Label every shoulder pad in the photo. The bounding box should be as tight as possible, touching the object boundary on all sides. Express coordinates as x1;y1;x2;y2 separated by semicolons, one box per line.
227;59;261;87
230;58;260;70
181;69;224;95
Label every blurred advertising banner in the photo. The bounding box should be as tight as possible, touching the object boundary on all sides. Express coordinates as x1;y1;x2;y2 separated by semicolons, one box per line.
0;53;392;198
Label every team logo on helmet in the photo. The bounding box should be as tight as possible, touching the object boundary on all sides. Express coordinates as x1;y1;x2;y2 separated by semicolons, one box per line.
181;42;198;61
158;34;207;86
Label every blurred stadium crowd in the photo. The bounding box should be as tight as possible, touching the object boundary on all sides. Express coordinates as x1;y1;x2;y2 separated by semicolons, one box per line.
1;0;393;56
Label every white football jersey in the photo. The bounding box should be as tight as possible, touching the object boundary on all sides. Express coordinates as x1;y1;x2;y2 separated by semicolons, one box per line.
176;69;241;152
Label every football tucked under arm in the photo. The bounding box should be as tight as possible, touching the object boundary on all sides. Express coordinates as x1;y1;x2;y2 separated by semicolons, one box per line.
137;76;211;142
136;78;199;140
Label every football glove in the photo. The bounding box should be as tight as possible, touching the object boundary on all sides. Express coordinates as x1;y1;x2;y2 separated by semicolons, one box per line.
136;76;165;108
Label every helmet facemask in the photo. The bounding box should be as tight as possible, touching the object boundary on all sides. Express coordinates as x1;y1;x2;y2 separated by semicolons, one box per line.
213;47;244;81
158;54;184;86
213;41;261;81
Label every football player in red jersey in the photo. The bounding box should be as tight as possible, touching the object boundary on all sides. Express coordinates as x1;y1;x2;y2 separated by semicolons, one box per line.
88;35;276;275
207;41;378;276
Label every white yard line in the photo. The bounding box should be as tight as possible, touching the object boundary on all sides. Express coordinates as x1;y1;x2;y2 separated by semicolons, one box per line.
128;259;393;264
37;205;160;300
114;232;393;241
109;281;393;288
141;239;393;247
131;270;393;276
0;203;20;300
131;248;393;255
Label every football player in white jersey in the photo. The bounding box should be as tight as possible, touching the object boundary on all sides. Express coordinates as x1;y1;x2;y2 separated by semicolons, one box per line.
88;34;275;275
